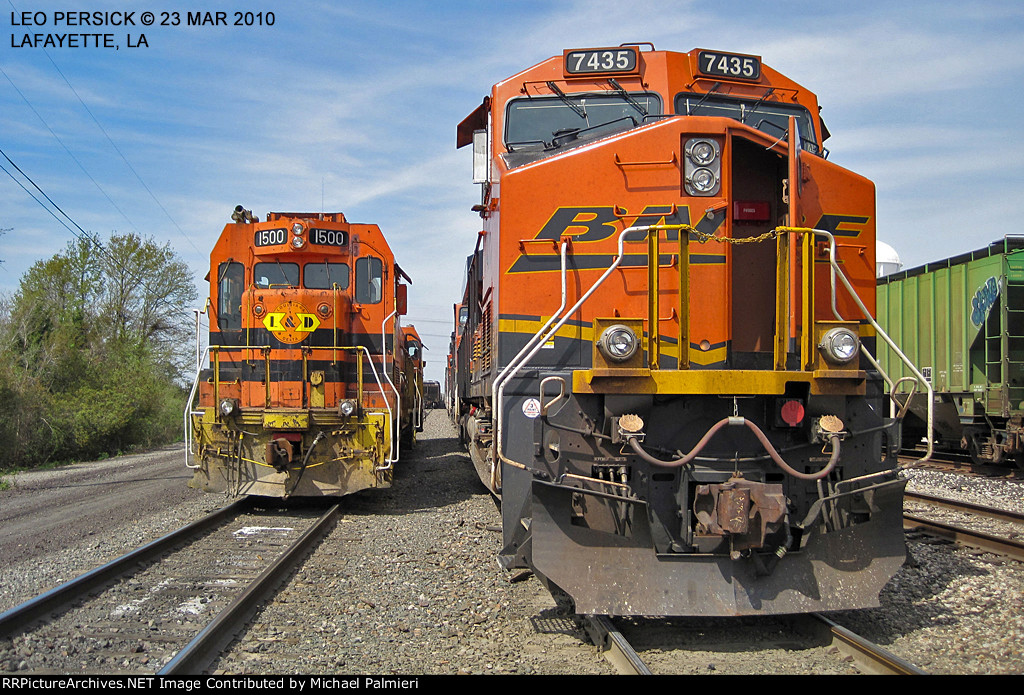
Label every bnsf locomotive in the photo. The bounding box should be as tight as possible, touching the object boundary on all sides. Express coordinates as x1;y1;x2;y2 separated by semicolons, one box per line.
186;208;417;497
452;45;926;616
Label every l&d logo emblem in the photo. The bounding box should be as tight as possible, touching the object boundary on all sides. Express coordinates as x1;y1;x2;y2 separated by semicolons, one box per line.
262;300;321;344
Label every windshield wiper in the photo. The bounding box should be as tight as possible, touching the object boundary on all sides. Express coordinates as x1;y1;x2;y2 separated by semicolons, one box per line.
546;81;587;119
688;82;722;114
275;259;295;288
740;87;776;123
607;78;648;117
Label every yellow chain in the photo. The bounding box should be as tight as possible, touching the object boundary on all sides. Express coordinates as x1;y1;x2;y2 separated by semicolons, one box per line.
645;223;815;245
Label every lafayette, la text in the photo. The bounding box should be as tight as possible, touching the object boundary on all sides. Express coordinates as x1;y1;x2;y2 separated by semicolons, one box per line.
10;33;148;48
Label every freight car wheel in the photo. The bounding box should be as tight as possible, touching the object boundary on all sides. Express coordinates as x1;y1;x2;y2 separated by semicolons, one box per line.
963;431;995;467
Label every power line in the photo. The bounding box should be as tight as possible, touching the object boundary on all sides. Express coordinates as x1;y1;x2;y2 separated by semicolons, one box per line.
2;4;198;253
38;49;201;254
0;146;101;246
0;146;197;321
0;64;144;238
406;316;453;324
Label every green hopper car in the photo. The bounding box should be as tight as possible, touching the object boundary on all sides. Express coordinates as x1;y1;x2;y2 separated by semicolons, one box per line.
877;236;1024;466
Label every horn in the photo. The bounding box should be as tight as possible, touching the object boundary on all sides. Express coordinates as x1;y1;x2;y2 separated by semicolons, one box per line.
231;205;255;223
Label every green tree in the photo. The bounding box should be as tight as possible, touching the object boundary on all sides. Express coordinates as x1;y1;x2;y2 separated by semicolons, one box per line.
97;233;197;377
0;234;198;467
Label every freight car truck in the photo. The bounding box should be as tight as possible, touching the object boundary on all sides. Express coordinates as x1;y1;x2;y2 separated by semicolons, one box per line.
877;236;1024;466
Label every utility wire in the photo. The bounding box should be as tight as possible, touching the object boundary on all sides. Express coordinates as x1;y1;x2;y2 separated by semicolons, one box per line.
0;64;144;238
5;0;198;253
0;146;197;320
38;50;202;254
0;147;101;246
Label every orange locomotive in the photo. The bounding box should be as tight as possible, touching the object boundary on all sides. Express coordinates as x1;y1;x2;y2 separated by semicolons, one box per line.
453;45;923;615
399;324;426;441
186;207;416;497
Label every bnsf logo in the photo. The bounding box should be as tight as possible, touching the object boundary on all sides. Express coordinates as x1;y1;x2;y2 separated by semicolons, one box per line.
508;205;722;274
532;206;869;242
507;206;869;274
533;205;701;243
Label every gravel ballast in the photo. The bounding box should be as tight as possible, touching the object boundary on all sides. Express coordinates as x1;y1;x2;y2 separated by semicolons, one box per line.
1;414;1021;675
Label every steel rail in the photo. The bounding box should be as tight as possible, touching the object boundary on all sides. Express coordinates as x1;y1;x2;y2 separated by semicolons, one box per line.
813;613;927;675
583;615;653;675
159;503;341;674
0;499;249;639
905;490;1024;525
903;513;1024;561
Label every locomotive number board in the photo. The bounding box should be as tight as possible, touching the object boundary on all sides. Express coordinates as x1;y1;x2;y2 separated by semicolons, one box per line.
310;228;348;246
696;50;762;81
254;228;348;247
255;228;287;247
563;47;640;76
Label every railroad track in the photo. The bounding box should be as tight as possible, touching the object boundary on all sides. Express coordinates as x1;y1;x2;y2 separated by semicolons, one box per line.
584;613;927;675
904;491;1024;561
900;452;1023;479
811;614;927;675
0;498;339;674
582;615;653;675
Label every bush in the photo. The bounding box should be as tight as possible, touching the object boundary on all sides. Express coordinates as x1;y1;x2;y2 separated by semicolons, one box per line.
0;234;196;471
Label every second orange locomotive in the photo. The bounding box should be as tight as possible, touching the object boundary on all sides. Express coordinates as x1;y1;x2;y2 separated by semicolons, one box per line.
186;208;421;497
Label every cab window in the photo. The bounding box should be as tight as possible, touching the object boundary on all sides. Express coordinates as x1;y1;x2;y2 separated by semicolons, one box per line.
355;256;383;304
217;261;243;331
674;92;819;154
505;92;662;152
305;262;350;289
254;262;299;289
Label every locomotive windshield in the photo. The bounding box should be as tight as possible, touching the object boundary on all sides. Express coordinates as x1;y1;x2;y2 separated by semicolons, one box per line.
355;256;383;304
254;261;299;289
304;261;350;290
504;92;662;160
674;92;819;154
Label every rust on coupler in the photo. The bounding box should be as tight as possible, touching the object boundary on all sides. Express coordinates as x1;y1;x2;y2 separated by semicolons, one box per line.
693;477;787;553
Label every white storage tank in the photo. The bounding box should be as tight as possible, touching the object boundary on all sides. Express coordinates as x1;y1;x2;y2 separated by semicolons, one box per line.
876;240;902;277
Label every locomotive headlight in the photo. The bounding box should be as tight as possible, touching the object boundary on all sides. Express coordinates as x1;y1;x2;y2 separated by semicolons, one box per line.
688;168;718;193
684;138;721;196
818;327;860;365
338;399;358;417
597;324;639;362
687;138;718;166
219;398;238;417
291;236;306;249
292;222;305;236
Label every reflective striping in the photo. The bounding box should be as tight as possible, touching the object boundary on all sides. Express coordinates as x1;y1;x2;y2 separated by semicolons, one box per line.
495;318;729;367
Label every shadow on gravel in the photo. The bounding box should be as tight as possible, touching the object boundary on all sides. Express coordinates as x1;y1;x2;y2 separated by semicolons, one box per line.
530;608;580;637
338;410;492;517
828;530;993;645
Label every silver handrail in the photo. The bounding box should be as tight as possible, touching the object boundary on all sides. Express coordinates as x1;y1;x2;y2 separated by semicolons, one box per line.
183;346;210;470
809;228;933;462
379;310;401;467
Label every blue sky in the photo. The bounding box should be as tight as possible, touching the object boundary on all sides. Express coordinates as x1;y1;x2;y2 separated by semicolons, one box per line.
2;0;1023;383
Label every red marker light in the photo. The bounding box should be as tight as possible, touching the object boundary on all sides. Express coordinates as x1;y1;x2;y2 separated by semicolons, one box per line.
780;399;805;427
